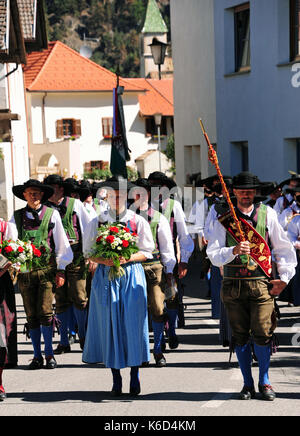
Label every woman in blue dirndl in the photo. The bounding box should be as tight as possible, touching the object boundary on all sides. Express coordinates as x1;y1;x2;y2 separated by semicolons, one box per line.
83;178;154;396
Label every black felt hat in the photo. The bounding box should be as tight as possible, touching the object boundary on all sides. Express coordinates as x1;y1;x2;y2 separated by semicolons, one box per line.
78;180;93;202
232;172;261;189
133;178;151;190
148;172;175;189
260;182;281;196
62;178;81;196
12;179;54;202
95;176;136;191
43;174;64;186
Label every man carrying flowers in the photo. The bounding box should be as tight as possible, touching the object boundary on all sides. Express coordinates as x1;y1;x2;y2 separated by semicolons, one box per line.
8;180;73;370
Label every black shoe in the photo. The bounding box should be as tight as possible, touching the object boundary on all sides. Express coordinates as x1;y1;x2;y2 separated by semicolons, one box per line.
0;387;6;401
239;385;256;400
168;335;179;350
79;337;85;350
111;387;122;397
154;353;167;367
129;383;141;396
54;344;71;355
28;357;44;370
258;384;276;401
45;356;57;369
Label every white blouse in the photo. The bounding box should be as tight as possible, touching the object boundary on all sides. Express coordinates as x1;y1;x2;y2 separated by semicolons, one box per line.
83;208;155;260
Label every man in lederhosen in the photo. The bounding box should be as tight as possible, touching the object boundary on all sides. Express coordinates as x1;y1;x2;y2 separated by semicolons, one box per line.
43;176;92;353
10;179;73;369
131;179;176;367
207;172;297;401
148;172;194;350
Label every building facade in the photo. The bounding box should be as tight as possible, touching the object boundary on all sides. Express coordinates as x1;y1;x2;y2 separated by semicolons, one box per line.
24;41;174;180
171;0;300;187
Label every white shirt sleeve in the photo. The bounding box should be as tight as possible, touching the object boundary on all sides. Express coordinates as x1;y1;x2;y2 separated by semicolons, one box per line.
50;210;74;270
193;198;208;238
157;214;176;273
82;216;99;258
73;199;93;234
287;217;300;247
204;204;217;241
172;201;194;263
267;207;297;284
5;219;19;240
206;218;237;267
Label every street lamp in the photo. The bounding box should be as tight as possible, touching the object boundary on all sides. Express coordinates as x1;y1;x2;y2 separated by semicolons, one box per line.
154;113;162;172
149;37;169;80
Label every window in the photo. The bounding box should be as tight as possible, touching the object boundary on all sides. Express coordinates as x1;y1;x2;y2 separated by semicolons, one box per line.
102;117;113;139
234;3;250;72
145;116;167;137
56;119;81;138
231;141;249;174
290;0;300;60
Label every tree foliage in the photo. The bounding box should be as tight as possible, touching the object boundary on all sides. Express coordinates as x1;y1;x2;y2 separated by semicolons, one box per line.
45;0;170;77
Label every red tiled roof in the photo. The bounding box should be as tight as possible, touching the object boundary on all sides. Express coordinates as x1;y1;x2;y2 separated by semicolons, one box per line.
126;78;173;117
23;40;146;92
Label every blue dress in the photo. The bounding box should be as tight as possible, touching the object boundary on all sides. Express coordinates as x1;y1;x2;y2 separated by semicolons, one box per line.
82;262;150;369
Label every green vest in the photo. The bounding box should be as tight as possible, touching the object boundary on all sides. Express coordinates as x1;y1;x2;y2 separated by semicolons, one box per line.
143;210;162;266
224;204;268;279
62;197;77;241
14;207;54;249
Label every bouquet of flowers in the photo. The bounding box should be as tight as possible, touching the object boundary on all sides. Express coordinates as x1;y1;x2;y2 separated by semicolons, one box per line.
0;239;34;272
90;223;139;280
0;240;51;272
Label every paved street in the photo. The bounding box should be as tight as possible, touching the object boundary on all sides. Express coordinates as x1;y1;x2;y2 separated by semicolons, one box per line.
1;259;300;417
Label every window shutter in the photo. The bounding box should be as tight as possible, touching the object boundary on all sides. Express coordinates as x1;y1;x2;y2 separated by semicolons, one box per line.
74;119;82;136
145;118;153;136
56;120;63;138
102;118;113;138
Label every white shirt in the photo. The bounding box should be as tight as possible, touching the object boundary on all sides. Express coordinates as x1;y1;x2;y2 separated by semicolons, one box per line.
83;208;155;261
8;208;73;271
144;208;176;274
83;202;98;220
278;202;300;232
158;198;194;264
274;194;293;215
287;215;300;250
207;205;297;284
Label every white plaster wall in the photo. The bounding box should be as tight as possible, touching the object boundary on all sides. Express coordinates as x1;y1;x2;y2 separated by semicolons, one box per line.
0;64;30;218
29;91;171;178
214;0;300;182
170;0;217;188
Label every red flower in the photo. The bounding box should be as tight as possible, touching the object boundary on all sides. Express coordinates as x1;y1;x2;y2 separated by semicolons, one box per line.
106;235;115;244
33;249;41;257
124;227;130;233
18;247;24;253
96;236;103;243
132;232;138;237
109;226;119;233
4;246;13;253
122;240;129;248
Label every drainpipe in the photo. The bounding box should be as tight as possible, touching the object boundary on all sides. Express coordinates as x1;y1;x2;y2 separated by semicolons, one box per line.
5;64;17;212
42;92;47;145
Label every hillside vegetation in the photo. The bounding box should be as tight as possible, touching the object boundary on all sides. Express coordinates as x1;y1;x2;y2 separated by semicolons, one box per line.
45;0;170;77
